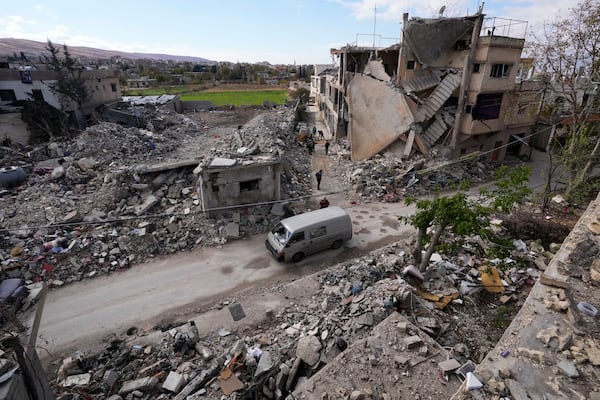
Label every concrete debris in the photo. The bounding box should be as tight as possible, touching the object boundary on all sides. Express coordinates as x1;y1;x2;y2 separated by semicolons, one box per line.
296;335;322;367
557;359;580;378
350;153;495;202
38;208;600;400
3;103;596;399
0;107;311;287
162;371;186;393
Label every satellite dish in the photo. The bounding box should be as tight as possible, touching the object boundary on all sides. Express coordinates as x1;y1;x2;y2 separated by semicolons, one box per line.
439;5;446;16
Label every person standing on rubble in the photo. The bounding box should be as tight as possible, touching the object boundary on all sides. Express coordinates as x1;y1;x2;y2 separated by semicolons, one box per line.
315;169;322;190
325;140;330;155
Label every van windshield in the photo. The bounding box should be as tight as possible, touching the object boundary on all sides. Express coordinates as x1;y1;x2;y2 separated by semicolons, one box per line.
271;223;290;245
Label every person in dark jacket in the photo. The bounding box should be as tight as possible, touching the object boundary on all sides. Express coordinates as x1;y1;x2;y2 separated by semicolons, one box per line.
315;169;322;190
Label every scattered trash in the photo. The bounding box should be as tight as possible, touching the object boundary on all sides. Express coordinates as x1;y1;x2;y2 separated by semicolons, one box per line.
217;327;231;337
577;301;598;317
479;266;505;293
466;372;483;390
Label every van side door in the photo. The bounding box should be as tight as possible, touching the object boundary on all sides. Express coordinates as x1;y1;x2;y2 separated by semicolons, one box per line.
307;225;329;254
286;231;306;259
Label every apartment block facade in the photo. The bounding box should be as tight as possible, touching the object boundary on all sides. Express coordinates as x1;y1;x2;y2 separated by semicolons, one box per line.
312;9;540;162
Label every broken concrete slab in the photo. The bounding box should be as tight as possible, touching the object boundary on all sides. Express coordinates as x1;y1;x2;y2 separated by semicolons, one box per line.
363;60;391;82
557;359;579;378
296;335;322;367
223;222;240;238
293;313;461;399
118;376;158;394
134;194;158;216
255;350;274;376
162;371;186;393
209;157;237;168
438;358;461;372
62;373;91;387
347;75;414;161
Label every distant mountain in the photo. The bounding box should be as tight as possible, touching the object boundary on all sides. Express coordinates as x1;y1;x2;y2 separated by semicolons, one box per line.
0;38;214;63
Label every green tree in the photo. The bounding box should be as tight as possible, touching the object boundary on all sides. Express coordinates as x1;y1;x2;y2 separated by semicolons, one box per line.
530;0;600;202
291;87;310;104
17;99;68;143
401;165;531;271
44;40;90;128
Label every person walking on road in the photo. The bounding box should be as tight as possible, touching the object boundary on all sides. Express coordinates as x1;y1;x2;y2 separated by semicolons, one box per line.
307;136;314;155
325;140;330;155
315;169;322;190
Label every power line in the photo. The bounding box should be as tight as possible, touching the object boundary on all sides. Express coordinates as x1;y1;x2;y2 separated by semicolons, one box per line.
0;122;559;234
0;190;347;234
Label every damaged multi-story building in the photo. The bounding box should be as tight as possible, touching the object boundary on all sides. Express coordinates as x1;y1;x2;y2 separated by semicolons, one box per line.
0;66;121;126
312;8;542;162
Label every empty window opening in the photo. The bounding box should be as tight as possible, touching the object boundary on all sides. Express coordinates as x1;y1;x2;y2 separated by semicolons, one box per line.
0;89;17;102
111;83;117;92
407;60;416;70
490;64;511;78
31;89;44;101
240;179;259;192
473;63;481;73
472;93;503;120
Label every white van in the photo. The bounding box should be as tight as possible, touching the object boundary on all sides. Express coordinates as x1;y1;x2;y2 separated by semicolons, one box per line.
265;206;352;262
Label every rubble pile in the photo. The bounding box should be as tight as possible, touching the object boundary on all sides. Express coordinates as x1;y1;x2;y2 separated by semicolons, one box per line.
0;107;310;285
348;154;496;202
48;231;563;399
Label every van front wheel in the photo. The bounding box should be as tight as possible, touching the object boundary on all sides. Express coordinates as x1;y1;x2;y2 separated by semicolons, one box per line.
292;252;305;263
331;240;343;249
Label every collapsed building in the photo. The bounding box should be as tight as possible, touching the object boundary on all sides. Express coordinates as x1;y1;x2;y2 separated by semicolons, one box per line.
312;8;541;162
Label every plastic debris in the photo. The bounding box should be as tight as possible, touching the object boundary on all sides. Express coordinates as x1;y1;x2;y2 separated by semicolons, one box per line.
466;372;483;390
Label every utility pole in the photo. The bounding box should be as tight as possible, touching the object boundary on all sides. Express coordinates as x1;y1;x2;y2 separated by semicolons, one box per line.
373;5;377;48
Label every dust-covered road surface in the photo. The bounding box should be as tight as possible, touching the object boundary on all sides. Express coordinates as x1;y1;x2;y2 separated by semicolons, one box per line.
35;201;416;356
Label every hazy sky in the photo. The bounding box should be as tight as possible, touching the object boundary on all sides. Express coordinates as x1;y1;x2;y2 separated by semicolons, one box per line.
1;0;580;64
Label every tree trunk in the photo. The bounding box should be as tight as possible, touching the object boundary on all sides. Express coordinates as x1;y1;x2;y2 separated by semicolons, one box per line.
570;135;600;198
542;149;555;211
418;224;446;271
412;227;426;266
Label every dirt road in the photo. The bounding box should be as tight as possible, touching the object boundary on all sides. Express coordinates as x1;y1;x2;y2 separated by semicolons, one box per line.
35;200;416;356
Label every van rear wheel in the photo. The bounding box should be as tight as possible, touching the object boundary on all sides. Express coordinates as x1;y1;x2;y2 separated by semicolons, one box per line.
291;252;305;263
331;240;343;249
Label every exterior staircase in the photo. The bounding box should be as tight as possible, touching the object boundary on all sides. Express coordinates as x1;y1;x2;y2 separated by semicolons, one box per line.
421;111;455;147
415;73;462;122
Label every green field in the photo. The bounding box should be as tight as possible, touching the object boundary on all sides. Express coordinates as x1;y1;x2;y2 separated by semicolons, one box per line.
180;90;288;106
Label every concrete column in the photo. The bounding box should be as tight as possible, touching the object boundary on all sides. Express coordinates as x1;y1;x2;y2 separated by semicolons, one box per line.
397;13;409;86
451;8;485;150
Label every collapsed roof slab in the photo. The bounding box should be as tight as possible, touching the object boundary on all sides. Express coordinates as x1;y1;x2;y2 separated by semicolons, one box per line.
363;60;392;82
404;17;475;65
347;75;414;161
292;312;462;399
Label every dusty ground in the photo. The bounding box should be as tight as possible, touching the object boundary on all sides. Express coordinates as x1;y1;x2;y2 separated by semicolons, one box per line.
190;107;265;128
